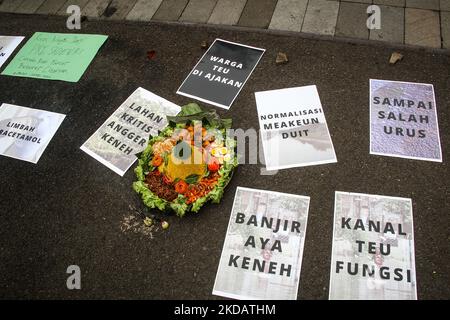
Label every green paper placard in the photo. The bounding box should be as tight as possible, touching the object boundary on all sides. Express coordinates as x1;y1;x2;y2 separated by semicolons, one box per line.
1;32;108;82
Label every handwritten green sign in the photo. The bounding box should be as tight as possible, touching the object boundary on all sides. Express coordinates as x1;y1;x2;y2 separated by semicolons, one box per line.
1;32;108;82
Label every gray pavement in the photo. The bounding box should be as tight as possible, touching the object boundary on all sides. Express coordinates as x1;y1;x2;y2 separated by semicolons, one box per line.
1;0;450;49
0;13;449;299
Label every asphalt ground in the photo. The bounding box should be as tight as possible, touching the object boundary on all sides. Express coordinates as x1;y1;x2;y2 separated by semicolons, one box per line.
0;13;449;300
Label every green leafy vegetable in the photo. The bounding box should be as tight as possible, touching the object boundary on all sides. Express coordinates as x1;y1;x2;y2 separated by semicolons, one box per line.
133;181;167;211
185;174;200;184
162;152;169;166
167;103;232;130
177;103;203;116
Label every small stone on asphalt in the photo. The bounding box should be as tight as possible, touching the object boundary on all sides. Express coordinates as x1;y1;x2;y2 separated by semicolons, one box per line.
389;52;403;64
276;52;288;65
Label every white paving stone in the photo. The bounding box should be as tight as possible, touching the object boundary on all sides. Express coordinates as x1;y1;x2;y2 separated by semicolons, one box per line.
207;0;246;25
0;0;25;12
302;0;340;36
406;0;440;10
57;0;90;16
126;0;163;21
441;11;450;48
441;0;450;11
373;0;405;7
83;0;111;17
35;0;66;14
342;0;372;3
269;0;308;32
103;0;138;20
405;8;441;48
369;5;404;43
179;0;218;23
15;0;46;14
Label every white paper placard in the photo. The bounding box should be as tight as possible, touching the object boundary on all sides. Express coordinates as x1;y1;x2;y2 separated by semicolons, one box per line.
0;36;24;68
0;103;65;163
213;187;310;300
329;191;417;300
255;85;337;170
81;87;180;176
370;79;442;162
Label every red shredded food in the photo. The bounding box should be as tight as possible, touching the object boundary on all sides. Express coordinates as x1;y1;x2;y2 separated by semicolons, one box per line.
184;172;220;204
145;171;178;202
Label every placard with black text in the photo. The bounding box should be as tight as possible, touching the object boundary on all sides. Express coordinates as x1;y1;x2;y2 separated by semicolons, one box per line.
0;103;65;163
81;88;180;176
177;39;265;110
213;187;310;300
370;79;442;162
0;36;24;68
329;191;417;300
255;85;337;171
